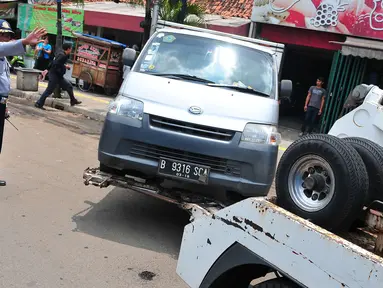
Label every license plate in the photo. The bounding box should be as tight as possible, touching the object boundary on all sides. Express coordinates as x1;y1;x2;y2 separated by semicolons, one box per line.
158;158;210;184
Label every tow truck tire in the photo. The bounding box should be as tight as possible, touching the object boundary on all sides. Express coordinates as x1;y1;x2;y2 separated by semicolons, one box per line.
253;278;300;288
276;134;369;232
342;137;383;203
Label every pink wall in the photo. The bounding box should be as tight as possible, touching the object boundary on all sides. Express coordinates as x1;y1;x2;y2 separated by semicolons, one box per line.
84;11;144;33
261;24;344;51
85;10;250;37
206;23;250;37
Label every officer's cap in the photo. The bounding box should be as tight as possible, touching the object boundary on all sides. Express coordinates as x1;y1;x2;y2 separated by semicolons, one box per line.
0;20;14;34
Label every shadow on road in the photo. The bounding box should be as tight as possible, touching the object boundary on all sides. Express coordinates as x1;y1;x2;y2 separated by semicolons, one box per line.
72;187;190;258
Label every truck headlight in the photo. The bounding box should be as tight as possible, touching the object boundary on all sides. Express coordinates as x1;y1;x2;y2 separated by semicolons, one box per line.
241;124;281;146
108;95;144;121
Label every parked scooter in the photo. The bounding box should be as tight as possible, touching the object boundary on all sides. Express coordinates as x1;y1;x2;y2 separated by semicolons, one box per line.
8;55;25;73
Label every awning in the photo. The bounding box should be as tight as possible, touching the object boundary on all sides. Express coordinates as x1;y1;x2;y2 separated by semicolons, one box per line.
330;36;383;60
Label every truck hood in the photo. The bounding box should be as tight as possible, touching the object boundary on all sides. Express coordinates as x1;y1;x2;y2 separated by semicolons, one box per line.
121;72;279;132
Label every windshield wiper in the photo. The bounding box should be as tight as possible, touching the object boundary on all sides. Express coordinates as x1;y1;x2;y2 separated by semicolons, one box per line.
151;73;215;84
207;83;270;97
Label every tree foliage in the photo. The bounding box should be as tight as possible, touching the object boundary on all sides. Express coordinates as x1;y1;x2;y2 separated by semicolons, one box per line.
158;0;206;26
122;0;206;26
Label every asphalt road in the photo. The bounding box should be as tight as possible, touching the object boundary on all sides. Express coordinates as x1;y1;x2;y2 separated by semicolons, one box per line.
0;103;284;288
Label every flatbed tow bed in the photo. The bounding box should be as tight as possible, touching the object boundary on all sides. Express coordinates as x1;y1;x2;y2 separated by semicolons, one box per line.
84;167;383;288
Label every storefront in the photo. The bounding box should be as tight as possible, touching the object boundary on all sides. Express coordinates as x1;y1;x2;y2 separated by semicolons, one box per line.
70;2;251;48
251;0;383;133
16;1;253;54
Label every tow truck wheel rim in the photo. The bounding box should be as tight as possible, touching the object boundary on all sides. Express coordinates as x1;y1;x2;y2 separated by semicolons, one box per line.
288;154;335;212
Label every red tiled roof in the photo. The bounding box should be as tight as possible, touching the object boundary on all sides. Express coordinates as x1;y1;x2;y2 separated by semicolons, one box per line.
62;0;145;5
62;0;254;19
189;0;254;19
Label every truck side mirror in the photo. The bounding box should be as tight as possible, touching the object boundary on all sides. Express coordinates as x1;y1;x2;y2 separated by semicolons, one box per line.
279;80;292;99
123;48;137;67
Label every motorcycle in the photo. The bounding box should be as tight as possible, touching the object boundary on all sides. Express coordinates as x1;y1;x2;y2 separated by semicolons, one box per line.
8;55;25;73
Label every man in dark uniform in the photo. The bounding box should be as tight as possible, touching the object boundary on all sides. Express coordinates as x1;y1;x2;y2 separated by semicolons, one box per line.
0;21;47;186
35;42;82;108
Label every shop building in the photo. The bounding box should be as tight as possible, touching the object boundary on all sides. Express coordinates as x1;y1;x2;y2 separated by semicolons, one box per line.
27;0;254;46
16;0;256;85
250;0;383;133
17;0;254;60
72;1;252;42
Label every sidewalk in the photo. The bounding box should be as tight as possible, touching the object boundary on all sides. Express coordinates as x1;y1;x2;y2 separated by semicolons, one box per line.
9;74;111;121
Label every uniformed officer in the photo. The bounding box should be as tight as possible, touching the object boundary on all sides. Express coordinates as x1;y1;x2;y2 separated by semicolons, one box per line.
0;20;46;186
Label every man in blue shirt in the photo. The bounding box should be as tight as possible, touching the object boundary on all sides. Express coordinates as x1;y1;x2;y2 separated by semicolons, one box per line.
34;36;51;71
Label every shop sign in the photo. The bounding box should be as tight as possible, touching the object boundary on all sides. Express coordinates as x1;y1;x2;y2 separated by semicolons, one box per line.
27;0;55;4
17;3;84;37
77;43;103;60
76;56;97;67
0;2;17;19
251;0;383;40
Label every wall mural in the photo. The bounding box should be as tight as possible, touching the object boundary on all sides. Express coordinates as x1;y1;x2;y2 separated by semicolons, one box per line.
251;0;383;40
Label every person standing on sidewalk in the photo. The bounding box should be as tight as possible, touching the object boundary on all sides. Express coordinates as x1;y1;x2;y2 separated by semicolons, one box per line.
299;77;326;136
0;21;47;186
35;42;81;109
33;36;51;72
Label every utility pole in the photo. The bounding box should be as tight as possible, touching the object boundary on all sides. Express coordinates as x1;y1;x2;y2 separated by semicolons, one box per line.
56;0;63;49
149;0;160;37
179;0;187;23
54;0;63;98
140;0;152;48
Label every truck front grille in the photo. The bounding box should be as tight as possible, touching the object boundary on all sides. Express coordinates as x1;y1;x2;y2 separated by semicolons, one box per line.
129;141;241;177
150;115;235;141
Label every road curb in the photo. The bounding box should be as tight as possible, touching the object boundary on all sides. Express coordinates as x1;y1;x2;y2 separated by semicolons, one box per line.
8;88;107;122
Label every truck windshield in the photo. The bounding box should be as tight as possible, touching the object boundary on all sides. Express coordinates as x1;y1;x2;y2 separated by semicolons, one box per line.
133;32;276;97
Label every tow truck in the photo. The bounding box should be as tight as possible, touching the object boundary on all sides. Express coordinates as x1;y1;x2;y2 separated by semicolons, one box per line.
83;23;383;287
84;89;383;288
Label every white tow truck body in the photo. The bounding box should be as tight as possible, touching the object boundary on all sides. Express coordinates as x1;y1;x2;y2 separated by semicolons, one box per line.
329;85;383;147
176;198;383;288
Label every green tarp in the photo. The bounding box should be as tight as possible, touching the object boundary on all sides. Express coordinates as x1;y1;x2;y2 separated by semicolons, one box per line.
17;3;84;37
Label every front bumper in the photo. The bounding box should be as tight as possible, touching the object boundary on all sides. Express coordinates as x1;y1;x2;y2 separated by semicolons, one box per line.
98;113;278;197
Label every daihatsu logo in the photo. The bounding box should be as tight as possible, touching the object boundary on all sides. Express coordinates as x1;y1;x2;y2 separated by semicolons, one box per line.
189;106;203;115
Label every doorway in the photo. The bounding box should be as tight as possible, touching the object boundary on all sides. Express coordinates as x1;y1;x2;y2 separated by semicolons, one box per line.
279;45;334;131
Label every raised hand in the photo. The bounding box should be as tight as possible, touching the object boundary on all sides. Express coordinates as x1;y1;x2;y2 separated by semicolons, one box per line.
22;27;47;46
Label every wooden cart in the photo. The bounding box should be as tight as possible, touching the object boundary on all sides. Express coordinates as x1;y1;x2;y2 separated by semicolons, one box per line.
71;33;126;96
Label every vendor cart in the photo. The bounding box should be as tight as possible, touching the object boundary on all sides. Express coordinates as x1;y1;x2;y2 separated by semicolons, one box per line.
71;33;126;96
